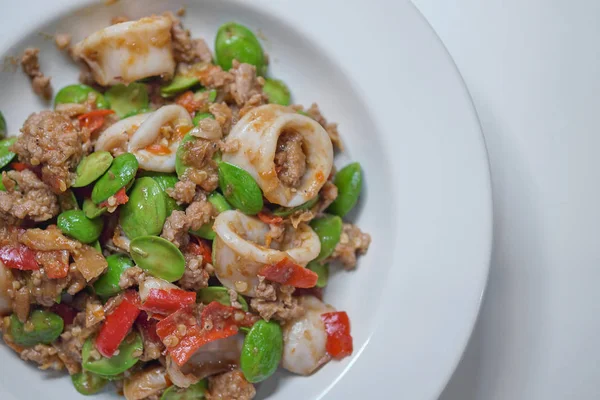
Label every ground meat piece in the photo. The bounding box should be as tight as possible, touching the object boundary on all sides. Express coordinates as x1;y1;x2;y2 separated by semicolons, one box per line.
250;277;304;322
220;138;241;154
29;268;72;306
330;223;371;269
20;48;52;100
161;210;190;248
20;344;65;371
13;287;30;323
85;297;105;328
197;65;234;90
193;118;222;140
119;266;146;290
304;103;343;150
274;130;306;188
289;210;315;228
238;93;266;119
167;180;196;204
206;370;256;400
194;38;213;63
0;170;59;224
12;111;84;193
54;309;101;375
181;138;220;192
316;181;338;214
265;223;285;248
228;289;244;310
209;103;233;135
165;12;199;64
229;61;266;107
54;33;72;50
178;244;210;291
185;200;214;231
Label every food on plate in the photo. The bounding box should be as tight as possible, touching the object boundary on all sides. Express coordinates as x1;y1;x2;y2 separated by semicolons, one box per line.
0;11;371;399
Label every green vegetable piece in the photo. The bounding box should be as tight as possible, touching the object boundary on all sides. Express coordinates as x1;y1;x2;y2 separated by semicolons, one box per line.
196;89;217;103
192;112;214;126
83;198;107;219
91;153;138;204
160;75;200;97
73;151;114;188
94;254;134;298
197;286;248;311
218;162;263;215
140;171;182;217
0;111;6;138
0;137;17;169
263;79;291;106
306;261;329;288
161;380;207;400
57;210;103;244
130;236;185;282
92;240;102;253
215;22;266;75
105;83;149;118
10;310;64;347
82;332;143;376
54;84;108;109
327;162;363;217
272;196;319;217
119;177;167;239
72;370;108;395
240;320;283;383
310;215;343;261
190;192;232;240
58;190;79;212
0;180;5;191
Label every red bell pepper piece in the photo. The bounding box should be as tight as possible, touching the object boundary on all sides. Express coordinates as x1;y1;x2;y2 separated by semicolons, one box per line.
0;244;39;270
98;187;129;208
95;291;140;358
78;109;114;134
321;311;353;359
156;302;257;366
50;303;78;326
257;211;283;225
141;288;196;316
37;250;70;279
188;238;212;264
175;91;204;113
258;258;318;288
10;162;29;172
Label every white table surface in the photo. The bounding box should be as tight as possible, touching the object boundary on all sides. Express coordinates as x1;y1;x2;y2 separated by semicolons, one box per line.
411;1;600;399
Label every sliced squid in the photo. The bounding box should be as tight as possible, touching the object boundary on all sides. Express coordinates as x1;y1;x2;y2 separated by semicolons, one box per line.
123;365;168;400
222;104;334;207
95;105;192;172
166;334;243;388
73;16;175;86
0;261;13;315
212;210;320;296
282;295;335;375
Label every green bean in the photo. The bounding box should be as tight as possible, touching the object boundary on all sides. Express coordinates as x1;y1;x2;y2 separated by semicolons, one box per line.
272;196;319;217
327;162;363;217
73;151;114;188
195;88;217;103
82;332;142;376
306;261;329;288
119;177;167;239
91;153;138;204
139;171;183;217
189;192;232;240
263;79;291;106
83;198;107;219
192;112;214;126
0;137;17;169
0;180;5;191
160;75;200;97
10;310;64;347
160;380;207;400
58;190;79;212
310;215;343;261
240;320;283;383
54;84;108;109
93;254;134;298
129;236;185;282
72;370;108;395
197;286;248;311
92;240;102;253
57;210;104;243
175;132;196;179
0;111;6;138
215;22;266;75
105;83;150;118
218;162;263;215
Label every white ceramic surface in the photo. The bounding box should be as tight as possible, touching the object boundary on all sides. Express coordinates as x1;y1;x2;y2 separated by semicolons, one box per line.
0;1;492;399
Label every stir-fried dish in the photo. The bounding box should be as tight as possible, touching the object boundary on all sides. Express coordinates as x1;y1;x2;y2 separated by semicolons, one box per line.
0;12;371;400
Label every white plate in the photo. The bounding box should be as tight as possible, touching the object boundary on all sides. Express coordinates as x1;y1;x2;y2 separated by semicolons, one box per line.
0;1;492;399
